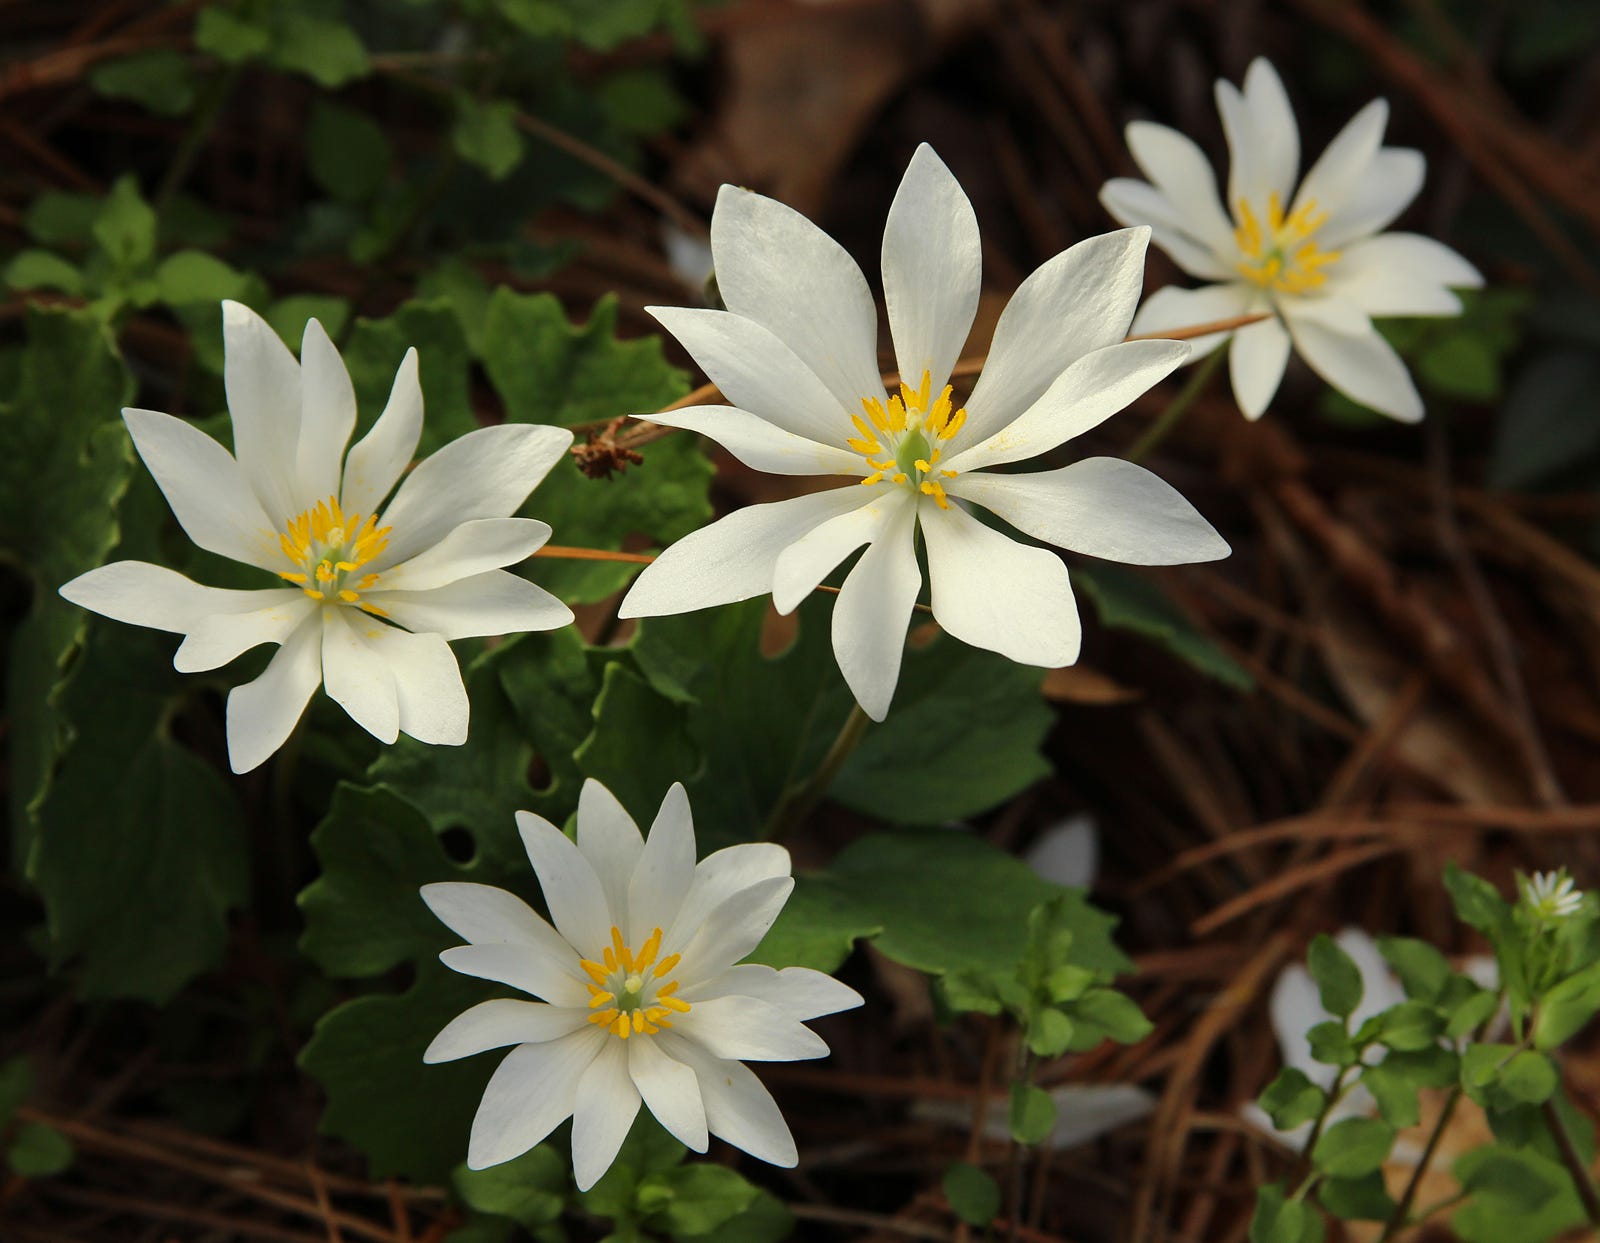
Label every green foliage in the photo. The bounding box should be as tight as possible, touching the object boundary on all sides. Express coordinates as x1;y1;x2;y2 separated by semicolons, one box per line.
1074;564;1252;690
454;1145;567;1228
308;102;393;203
1258;1069;1326;1131
1250;1184;1324;1243
7;1122;74;1178
196;4;369;86
1306;934;1363;1019
942;1161;1000;1226
1009;1082;1055;1144
453;97;527;181
1311;1116;1394;1179
88;50;198;115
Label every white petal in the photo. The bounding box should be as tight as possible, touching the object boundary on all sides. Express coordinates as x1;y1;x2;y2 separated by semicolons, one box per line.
225;615;323;773
1229;315;1293;420
1128;282;1257;358
1123;121;1236;255
577;779;645;931
948;459;1229;565
60;561;281;635
618;487;870;619
1318;149;1425;248
678;995;829;1062
295;318;357;509
1098;181;1236;282
666;842;791;956
1279;295;1371;338
221;300;302;522
375;424;573;570
921;502;1079;668
1269;963;1332;1087
657;1032;797;1167
629;1034;708;1152
341;347;422;518
647;307;849;446
367;617;471;750
882;143;981;393
1291;99;1389;229
1024;817;1098;889
439;942;588;1006
641;406;863;477
958;228;1154;450
945;339;1190;475
627;783;698;945
372;571;572;641
710;183;885;412
770;491;906;615
380;517;553;593
174;593;317;672
422;881;574;952
687;965;864;1021
832;492;921;721
320;607;398;744
1286;316;1423;422
424;999;590;1063
1240;59;1299;207
467;1029;605;1169
675;876;795;986
571;1039;641;1191
123;409;280;569
515;810;613;955
1325;232;1482;317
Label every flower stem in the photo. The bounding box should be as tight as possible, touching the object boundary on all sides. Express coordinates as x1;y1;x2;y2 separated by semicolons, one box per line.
763;701;871;841
1126;345;1225;463
1543;1096;1600;1228
1376;1084;1462;1242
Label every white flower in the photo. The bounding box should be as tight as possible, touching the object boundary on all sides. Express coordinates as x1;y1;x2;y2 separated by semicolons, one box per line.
60;301;574;773
1523;870;1583;921
619;144;1229;720
422;780;862;1189
1100;58;1483;423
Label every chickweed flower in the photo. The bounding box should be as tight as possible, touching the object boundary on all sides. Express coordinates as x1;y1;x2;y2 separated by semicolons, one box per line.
1100;58;1482;422
621;143;1228;720
60;302;574;773
1522;870;1584;922
423;780;862;1190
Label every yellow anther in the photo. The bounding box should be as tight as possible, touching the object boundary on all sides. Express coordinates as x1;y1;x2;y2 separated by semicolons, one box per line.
589;991;615;1009
861;472;885;487
338;589;359;603
610;926;634;972
635;928;662;970
914;459;932;474
315;563;335;583
615;1016;631;1040
941;469;958;478
358;602;388;618
304;589;325;601
632;1011;646;1034
658;995;691;1013
589;1008;619;1026
1233;194;1339;293
862;397;890;433
891;472;908;485
603;946;617;972
278;571;308;584
886;394;907;433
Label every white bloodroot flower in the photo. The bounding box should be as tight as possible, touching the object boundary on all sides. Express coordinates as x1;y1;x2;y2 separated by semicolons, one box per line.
60;301;574;773
422;780;862;1189
619;143;1229;720
1100;57;1483;423
1523;870;1584;922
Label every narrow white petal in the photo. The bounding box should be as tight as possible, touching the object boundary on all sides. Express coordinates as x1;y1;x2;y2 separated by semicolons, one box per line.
341;347;422;518
1128;283;1257;359
372;571;572;641
710;184;885;412
627;783;698;946
174;593;317;672
295;318;357;509
467;1030;605;1169
1228;315;1293;420
379;517;553;593
957;228;1154;451
689;965;863;1021
571;1039;642;1191
647;307;849;446
320;607;398;744
1291;99;1389;228
618;487;870;619
948;459;1229;566
354;624;468;745
424;999;590;1063
123;409;280;569
944;339;1190;475
1123;121;1236;255
832;493;921;721
1324;232;1482;317
440;942;588;1006
921;502;1079;668
1318;149;1425;248
60;561;281;635
1241;59;1299;207
1279;295;1371;338
675;876;795;986
422;881;573;952
665;842;791;957
882;143;981;393
657;1032;798;1167
515;810;613;955
1098;181;1236;282
642;406;864;477
770;491;905;615
678;995;829;1062
629;1033;709;1152
1285;316;1423;422
221;299;301;521
375;424;573;570
224;615;322;773
577;779;645;932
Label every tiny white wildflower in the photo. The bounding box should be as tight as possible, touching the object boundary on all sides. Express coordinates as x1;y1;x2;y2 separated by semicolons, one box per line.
1523;870;1584;921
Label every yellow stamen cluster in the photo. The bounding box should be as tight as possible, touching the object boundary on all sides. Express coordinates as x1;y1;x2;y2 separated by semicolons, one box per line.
851;370;964;510
581;926;691;1040
1234;193;1341;294
277;495;392;616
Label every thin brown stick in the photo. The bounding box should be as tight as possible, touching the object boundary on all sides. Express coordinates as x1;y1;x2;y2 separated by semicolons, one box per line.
1190;841;1403;936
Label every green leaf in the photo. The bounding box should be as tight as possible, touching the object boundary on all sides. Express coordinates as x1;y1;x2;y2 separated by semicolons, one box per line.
1489;349;1600;490
1534;961;1600;1049
266;295;352;350
1447;986;1502;1039
1250;1183;1323;1243
453;97;526;180
1009;1082;1055;1144
308;101;392;203
1306;1021;1356;1067
1070;988;1153;1045
690;1190;792;1243
87;50;196;115
1075;563;1252;690
154;250;251;305
271;12;370;86
4;249;83;295
597;69;688;136
747;873;877;973
1497;1051;1559;1106
91;175;157;269
1026;1008;1075;1058
342;301;476;457
1312;1116;1395;1178
942;1161;1000;1226
0;1058;32;1123
1445;863;1511;934
24;191;100;245
1418;333;1499;400
655;1163;762;1237
1307;934;1364;1019
195;8;272;61
1258;1068;1326;1131
1360;1063;1421;1129
453;1145;567;1228
1377;936;1452;1002
577;1113;686;1220
573;663;697;830
1377;1000;1445;1051
1452;1144;1582;1243
1317;1171;1395;1222
7;1122;74;1178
